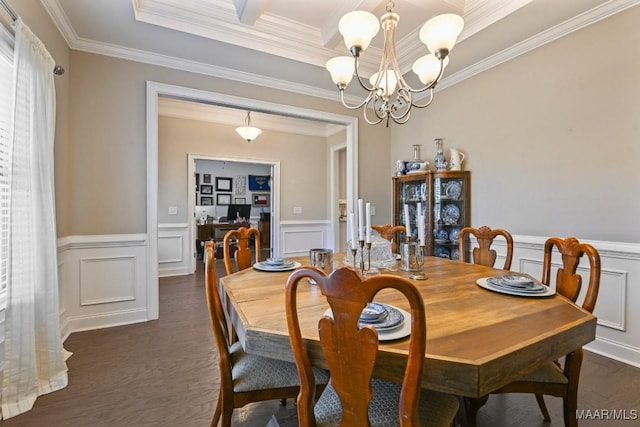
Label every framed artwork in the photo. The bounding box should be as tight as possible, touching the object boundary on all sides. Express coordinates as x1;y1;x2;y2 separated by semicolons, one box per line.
203;173;212;184
235;197;246;204
200;184;213;194
216;177;233;192
248;175;270;191
252;192;270;207
200;196;213;206
217;193;232;205
235;175;247;196
195;173;200;192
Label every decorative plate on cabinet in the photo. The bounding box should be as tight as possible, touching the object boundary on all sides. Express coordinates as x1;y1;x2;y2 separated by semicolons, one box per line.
445;181;462;200
442;204;460;225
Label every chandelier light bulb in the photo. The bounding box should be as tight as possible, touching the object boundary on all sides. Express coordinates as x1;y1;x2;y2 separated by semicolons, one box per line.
326;56;355;87
339;10;380;53
412;55;449;85
369;70;398;96
420;13;464;55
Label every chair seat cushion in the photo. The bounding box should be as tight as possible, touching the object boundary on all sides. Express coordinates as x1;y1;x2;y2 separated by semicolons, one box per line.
230;342;330;392
516;361;568;384
314;379;459;427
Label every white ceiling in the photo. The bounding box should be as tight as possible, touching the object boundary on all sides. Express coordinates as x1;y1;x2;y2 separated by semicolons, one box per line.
40;0;638;133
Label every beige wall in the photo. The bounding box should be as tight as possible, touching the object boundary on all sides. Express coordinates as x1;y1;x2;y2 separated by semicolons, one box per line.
62;49;390;235
159;116;329;223
392;5;640;243
14;1;638;243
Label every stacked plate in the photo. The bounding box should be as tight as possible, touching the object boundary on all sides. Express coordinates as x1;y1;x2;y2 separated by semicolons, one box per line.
477;274;555;297
253;258;301;272
358;303;404;331
324;303;411;341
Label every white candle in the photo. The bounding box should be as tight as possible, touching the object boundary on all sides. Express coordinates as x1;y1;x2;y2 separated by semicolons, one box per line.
358;199;364;241
365;202;371;243
349;212;357;250
417;202;425;246
404;204;411;237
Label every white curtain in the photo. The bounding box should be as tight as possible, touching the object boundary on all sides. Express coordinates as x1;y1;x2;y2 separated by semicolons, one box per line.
1;18;67;419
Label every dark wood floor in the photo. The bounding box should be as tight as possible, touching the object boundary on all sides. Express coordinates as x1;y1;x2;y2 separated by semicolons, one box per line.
1;261;638;427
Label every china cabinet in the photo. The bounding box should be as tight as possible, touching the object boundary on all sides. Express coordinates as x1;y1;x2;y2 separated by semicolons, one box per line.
392;170;470;258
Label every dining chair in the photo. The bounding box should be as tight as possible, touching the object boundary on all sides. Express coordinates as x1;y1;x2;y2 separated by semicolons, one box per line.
223;226;261;275
458;225;514;270
204;241;329;427
371;223;406;253
466;237;601;427
286;266;459;427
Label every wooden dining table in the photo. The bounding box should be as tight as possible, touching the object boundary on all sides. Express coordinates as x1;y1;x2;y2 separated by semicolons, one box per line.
219;254;596;398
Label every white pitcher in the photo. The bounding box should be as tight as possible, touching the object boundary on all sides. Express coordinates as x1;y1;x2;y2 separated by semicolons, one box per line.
448;148;465;171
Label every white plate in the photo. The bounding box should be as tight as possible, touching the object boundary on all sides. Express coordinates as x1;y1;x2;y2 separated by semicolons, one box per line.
253;261;301;272
323;305;411;342
476;277;555;297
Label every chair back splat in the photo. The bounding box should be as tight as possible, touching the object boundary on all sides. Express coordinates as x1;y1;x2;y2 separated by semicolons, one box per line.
223;226;261;275
286;266;459;427
459;225;514;270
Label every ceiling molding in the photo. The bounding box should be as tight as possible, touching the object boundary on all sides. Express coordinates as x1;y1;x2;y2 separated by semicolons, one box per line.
42;0;639;111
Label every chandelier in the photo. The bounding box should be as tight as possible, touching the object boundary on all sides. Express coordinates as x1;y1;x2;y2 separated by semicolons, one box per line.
325;1;464;126
235;111;262;142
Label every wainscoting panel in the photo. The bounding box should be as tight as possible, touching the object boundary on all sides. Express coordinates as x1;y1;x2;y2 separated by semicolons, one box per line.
79;256;137;306
158;223;192;277
57;234;148;338
280;220;332;257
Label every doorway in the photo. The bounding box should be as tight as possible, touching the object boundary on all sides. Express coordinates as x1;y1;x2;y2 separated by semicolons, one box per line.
146;81;359;319
188;155;278;273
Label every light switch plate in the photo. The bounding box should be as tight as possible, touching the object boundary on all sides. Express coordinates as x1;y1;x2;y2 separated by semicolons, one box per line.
293;206;302;214
168;206;177;215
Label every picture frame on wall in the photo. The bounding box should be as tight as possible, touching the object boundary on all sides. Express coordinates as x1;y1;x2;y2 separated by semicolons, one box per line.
217;193;232;205
195;173;200;192
200;196;213;206
203;174;211;184
252;193;270;207
235;197;246;204
200;184;213;194
216;177;233;192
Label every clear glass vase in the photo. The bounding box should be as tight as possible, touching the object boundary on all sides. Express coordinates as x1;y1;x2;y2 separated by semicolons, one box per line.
434;138;447;171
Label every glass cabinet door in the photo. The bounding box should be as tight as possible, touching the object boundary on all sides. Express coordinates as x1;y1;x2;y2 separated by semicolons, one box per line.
393;172;432;246
432;171;470;260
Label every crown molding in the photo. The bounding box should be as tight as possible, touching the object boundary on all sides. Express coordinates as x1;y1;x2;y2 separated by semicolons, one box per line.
42;0;639;106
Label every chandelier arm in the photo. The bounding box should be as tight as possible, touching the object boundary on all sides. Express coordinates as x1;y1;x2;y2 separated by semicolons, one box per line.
391;110;412;125
389;90;412;122
339;89;373;110
409;89;435;109
352;56;376;93
362;98;385;126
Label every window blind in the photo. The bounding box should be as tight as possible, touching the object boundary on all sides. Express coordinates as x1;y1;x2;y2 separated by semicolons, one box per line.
0;25;13;300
